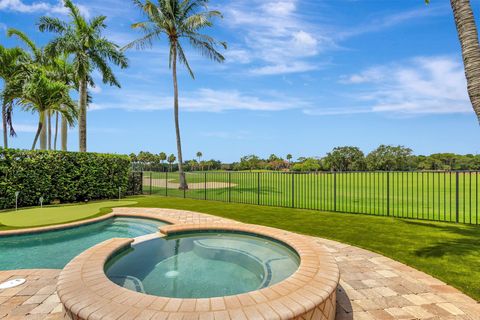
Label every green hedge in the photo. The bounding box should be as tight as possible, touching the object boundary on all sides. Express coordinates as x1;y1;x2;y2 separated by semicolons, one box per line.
0;148;135;210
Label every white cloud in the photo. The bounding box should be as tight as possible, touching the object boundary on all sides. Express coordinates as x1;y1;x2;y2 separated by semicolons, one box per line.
336;5;449;40
88;84;102;94
0;0;89;17
90;88;309;112
224;0;328;75
307;56;471;116
0;122;38;133
251;62;317;75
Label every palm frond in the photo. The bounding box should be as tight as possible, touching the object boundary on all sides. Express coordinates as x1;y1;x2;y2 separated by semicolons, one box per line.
187;34;225;63
7;29;43;62
38;16;68;33
176;42;194;78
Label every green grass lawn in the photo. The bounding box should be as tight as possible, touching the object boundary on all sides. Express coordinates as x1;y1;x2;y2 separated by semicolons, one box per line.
0;195;478;301
143;171;480;224
127;195;480;300
0;200;136;229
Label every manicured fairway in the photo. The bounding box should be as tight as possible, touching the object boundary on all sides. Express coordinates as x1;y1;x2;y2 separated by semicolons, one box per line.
0;200;136;229
143;171;480;224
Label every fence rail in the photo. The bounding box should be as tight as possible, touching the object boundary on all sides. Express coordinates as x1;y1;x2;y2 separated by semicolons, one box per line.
139;171;480;225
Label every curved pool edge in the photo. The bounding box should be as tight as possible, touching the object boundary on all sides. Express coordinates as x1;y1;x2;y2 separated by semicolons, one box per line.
0;210;176;237
58;223;339;320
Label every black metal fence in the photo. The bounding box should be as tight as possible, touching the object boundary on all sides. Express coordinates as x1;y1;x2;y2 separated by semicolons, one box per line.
139;171;480;225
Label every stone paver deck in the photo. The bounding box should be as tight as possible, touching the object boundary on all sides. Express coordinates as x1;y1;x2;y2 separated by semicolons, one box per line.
0;207;479;319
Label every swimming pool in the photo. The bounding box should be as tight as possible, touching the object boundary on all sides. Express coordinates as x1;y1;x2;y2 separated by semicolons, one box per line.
0;217;167;270
105;231;300;298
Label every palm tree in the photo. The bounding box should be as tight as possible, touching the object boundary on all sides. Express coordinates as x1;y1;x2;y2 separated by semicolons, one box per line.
188;159;196;171
6;28;50;148
49;55;77;151
0;45;26;148
196;151;202;170
426;0;480;121
12;68;77;150
167;153;176;172
126;0;226;189
38;0;128;152
159;152;167;171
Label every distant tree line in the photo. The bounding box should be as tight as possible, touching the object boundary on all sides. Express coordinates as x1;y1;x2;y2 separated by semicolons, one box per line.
130;151;222;172
130;145;480;172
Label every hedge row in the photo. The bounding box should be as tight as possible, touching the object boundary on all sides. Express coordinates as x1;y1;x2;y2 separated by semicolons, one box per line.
0;149;138;210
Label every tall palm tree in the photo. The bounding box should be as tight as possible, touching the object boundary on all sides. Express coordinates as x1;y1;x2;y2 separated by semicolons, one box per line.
159;152;167;171
427;0;480;122
168;153;176;172
0;45;26;148
196;151;202;171
126;0;226;190
38;0;128;152
12;68;77;150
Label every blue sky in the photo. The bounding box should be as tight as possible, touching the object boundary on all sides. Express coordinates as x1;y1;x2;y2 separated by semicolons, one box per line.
1;0;479;162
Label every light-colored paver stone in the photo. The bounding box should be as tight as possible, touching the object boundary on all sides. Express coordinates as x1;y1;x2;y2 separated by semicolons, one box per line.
0;207;479;320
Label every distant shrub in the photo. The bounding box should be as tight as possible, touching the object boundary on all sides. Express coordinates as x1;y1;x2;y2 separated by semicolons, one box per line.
0;148;136;210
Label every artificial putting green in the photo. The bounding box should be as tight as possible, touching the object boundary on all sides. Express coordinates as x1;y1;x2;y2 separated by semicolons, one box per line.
0;200;137;228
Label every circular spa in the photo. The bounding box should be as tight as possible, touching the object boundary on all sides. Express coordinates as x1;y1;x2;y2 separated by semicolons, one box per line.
105;231;300;298
58;224;339;320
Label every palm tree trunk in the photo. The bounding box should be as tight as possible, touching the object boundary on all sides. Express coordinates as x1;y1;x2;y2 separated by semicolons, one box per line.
2;101;8;149
172;44;188;190
39;111;47;150
451;0;480;122
47;111;52;150
54;111;59;151
32;115;44;150
78;77;87;152
61;114;68;151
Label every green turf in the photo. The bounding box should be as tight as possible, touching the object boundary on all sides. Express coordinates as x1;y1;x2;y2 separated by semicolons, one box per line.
125;195;480;301
0;200;137;229
143;171;480;224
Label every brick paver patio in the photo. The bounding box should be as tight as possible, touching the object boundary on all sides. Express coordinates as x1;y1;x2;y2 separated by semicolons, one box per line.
0;208;478;319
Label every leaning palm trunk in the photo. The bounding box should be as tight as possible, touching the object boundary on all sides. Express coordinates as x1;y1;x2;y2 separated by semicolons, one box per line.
451;0;480;122
39;111;47;150
32;112;45;150
54;111;59;150
2;101;7;149
61;114;68;151
172;45;188;190
78;77;87;152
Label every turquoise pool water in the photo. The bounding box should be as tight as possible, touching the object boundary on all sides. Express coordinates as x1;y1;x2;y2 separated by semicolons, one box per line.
0;217;167;270
105;231;300;298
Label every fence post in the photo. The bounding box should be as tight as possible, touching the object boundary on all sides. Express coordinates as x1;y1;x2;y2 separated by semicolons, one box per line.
228;172;231;202
387;172;390;216
456;172;460;223
334;172;337;212
139;171;143;195
257;172;260;205
204;172;207;200
150;173;152;195
291;173;295;208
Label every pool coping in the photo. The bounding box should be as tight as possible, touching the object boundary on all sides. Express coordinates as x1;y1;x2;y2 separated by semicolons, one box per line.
57;222;339;320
